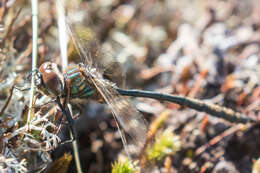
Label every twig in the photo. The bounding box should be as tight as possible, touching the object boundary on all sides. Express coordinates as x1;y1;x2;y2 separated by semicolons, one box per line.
116;89;257;124
194;124;248;156
0;0;7;23
56;0;83;172
57;0;68;72
0;85;15;116
0;7;22;46
27;0;38;123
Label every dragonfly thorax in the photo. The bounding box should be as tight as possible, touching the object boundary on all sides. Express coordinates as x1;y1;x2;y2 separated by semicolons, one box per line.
63;64;98;99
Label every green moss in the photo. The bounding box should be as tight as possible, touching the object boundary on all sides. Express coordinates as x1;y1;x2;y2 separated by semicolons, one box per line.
111;159;135;173
146;128;181;162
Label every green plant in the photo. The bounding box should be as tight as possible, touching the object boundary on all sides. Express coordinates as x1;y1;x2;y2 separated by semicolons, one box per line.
112;159;136;173
146;128;181;163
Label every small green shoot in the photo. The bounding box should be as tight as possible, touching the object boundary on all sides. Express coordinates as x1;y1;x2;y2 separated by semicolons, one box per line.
112;159;135;173
146;128;181;163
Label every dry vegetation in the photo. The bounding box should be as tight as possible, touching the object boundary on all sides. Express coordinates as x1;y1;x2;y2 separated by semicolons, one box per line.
0;0;259;172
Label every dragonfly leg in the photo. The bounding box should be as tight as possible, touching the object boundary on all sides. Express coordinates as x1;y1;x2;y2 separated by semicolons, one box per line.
53;110;76;146
56;96;77;142
58;113;80;125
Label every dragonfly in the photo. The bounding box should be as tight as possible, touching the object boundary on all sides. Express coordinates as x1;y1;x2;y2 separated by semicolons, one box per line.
33;26;148;160
33;0;257;164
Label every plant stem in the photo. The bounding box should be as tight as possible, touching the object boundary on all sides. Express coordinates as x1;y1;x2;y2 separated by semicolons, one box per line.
27;0;38;123
56;0;83;172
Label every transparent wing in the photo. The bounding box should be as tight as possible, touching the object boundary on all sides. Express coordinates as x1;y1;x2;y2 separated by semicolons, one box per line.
66;20;94;67
57;0;94;67
57;0;125;86
90;71;148;155
58;0;148;156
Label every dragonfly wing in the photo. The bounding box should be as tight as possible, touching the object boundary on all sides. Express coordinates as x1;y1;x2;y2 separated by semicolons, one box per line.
65;19;95;67
56;0;93;66
60;2;148;156
90;71;147;155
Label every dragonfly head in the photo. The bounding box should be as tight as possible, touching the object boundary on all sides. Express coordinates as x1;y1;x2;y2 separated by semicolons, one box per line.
34;62;63;97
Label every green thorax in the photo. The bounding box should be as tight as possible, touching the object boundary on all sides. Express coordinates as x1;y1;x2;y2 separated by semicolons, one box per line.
64;67;95;98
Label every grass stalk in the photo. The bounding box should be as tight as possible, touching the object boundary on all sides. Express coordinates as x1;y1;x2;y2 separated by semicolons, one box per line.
56;0;83;172
27;0;38;124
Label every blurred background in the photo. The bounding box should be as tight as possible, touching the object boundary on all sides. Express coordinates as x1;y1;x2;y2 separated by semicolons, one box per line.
0;0;259;172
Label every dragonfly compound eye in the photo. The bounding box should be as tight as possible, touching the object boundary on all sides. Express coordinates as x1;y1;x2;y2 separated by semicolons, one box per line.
38;62;63;97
